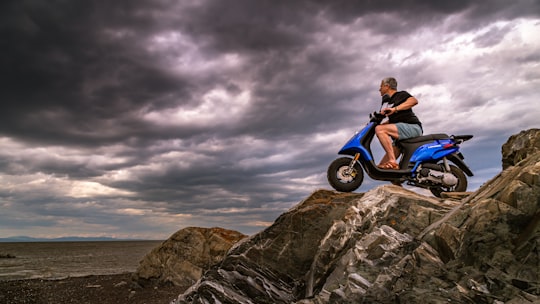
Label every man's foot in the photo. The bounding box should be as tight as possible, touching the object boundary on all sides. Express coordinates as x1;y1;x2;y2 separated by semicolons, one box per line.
391;180;403;187
377;161;399;170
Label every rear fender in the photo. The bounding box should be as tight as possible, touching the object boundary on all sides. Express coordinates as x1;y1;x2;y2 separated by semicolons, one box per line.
448;152;474;176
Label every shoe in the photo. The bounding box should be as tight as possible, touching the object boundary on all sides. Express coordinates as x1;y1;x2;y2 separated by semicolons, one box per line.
377;161;399;170
391;180;403;187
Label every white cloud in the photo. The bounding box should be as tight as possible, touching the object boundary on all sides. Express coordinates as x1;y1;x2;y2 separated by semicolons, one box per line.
67;181;135;198
0;173;135;200
142;87;252;127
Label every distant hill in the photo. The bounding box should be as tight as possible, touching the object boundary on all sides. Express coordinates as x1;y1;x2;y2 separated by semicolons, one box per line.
0;236;140;242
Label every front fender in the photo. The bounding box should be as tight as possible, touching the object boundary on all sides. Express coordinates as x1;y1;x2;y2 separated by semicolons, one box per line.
338;146;372;161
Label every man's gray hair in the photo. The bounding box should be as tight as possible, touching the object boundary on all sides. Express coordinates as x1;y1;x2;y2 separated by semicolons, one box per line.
382;77;398;90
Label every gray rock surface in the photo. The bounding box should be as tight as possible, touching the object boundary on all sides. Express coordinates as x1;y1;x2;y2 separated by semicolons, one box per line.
133;227;246;287
502;128;540;169
171;129;539;303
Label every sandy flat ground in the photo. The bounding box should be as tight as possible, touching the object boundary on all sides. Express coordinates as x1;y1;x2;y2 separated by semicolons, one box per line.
0;273;188;304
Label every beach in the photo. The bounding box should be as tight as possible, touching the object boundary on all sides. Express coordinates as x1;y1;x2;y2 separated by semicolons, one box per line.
0;241;186;303
0;241;163;281
0;273;187;304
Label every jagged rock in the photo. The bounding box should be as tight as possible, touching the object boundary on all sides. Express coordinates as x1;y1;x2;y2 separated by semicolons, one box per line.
133;227;246;287
174;188;461;303
176;190;362;303
173;129;540;303
446;151;540;302
501;128;540;169
440;191;472;200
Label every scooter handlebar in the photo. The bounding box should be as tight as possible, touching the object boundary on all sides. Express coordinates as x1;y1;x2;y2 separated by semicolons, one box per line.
371;111;386;120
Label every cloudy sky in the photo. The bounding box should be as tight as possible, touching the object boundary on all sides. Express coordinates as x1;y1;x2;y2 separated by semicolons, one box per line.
1;1;539;240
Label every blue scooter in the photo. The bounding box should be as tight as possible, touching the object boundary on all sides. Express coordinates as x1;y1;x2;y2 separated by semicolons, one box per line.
327;109;473;197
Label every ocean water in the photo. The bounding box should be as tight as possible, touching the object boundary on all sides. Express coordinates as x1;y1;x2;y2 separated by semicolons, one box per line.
0;241;163;281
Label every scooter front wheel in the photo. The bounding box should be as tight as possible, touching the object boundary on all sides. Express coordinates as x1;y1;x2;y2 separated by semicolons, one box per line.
327;157;364;192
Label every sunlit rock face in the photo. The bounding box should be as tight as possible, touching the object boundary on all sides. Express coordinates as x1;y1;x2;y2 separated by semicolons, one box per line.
174;129;539;303
176;190;361;303
133;227;246;288
502;128;540;169
175;188;460;303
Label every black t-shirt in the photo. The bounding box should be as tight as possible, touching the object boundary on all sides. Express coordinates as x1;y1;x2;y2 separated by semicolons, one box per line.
388;91;422;128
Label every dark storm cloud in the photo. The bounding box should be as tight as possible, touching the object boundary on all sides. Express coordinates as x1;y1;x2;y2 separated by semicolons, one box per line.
3;0;535;145
0;0;539;238
1;1;193;146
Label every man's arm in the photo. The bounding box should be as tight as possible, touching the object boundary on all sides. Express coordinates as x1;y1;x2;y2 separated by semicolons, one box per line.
395;97;418;112
384;97;418;115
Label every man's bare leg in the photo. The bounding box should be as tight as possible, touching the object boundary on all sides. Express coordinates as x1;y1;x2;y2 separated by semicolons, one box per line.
379;146;401;166
375;124;400;165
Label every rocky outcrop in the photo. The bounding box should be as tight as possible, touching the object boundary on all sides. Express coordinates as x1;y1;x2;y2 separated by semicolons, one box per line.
172;129;539;303
502;128;540;169
173;188;463;303
133;227;246;287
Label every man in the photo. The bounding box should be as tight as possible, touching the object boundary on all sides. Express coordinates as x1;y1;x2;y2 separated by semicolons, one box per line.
375;77;422;169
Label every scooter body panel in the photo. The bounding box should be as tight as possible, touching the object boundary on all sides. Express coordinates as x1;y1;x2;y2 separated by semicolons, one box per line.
410;140;459;164
338;122;374;161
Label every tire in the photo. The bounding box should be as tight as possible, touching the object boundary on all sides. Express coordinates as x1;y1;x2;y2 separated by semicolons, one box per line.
327;157;364;192
430;164;468;198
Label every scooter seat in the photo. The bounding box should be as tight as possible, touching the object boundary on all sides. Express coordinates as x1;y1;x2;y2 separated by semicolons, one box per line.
397;133;449;144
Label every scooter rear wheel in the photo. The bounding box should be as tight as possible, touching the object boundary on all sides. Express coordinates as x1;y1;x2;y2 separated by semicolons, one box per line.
327;157;364;192
429;164;468;197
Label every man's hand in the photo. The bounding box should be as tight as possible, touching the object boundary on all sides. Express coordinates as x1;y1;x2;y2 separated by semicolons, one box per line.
381;107;396;116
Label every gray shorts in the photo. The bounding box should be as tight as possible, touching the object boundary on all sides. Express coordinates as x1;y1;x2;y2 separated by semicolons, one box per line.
395;123;422;140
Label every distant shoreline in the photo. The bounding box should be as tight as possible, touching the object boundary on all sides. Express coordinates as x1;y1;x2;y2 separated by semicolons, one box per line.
0;237;164;243
0;271;133;283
